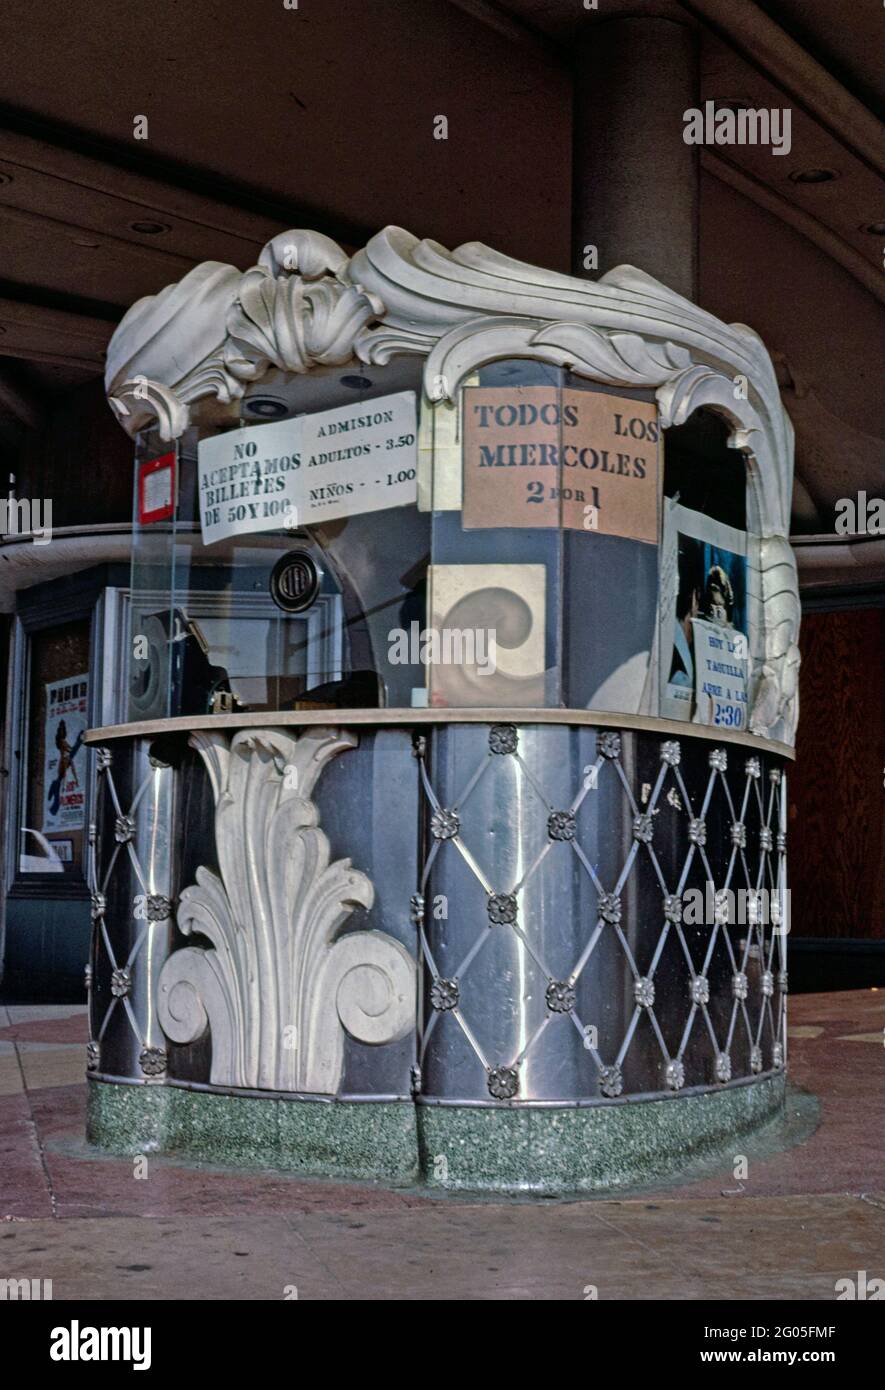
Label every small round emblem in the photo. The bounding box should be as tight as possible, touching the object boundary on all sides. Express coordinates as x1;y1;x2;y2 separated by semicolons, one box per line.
270;551;320;613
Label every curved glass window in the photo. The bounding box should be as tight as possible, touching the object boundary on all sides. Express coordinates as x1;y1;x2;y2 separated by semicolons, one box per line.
424;360;662;711
124;365;761;733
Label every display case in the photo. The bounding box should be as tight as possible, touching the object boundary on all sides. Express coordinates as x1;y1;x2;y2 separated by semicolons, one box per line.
85;226;800;1191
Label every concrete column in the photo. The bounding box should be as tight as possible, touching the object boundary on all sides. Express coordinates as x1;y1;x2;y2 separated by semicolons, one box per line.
572;18;699;300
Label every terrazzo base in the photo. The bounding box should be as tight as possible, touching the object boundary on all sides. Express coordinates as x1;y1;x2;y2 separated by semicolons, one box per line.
87;1073;787;1193
418;1075;787;1192
87;1080;419;1183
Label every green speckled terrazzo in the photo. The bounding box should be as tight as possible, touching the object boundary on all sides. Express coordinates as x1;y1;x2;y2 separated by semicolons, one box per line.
87;1080;419;1183
87;1074;785;1192
418;1076;786;1192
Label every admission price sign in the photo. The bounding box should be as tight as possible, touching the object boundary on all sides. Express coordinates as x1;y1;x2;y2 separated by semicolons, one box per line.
298;392;417;525
198;392;417;544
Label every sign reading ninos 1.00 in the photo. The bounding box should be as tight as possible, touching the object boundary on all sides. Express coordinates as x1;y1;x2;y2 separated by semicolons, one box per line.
197;392;417;545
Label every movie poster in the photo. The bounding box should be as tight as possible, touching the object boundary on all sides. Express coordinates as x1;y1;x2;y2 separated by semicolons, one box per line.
660;503;749;728
42;674;89;831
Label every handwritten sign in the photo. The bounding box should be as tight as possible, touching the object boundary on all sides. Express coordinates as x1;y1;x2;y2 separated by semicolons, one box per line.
691;618;749;730
462;385;659;541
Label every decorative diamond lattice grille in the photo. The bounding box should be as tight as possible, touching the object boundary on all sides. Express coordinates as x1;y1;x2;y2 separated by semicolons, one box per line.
87;746;171;1079
88;723;788;1108
415;725;788;1103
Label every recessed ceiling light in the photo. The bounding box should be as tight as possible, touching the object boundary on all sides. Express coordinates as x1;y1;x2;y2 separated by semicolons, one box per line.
789;168;838;184
340;374;372;390
862;220;885;236
246;398;288;418
129;220;171;235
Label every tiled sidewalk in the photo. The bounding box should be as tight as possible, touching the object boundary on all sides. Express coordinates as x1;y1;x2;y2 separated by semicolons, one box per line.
1;992;883;1299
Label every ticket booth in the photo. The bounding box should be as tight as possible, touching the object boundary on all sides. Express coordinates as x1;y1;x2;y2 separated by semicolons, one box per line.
85;227;800;1190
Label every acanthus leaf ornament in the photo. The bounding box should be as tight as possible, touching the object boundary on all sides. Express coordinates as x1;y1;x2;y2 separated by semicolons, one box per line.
410;316;694;407
749;534;802;742
257;228;350;279
105;232;386;443
224;266;385;381
157;727;416;1094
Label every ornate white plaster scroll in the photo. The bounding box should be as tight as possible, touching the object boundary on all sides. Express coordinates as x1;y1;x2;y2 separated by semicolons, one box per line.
157;726;416;1093
104;223;800;742
750;535;801;742
349;234;792;531
105;234;383;441
348;233;799;741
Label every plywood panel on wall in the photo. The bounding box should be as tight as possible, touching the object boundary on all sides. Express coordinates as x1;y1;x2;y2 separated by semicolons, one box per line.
790;608;885;939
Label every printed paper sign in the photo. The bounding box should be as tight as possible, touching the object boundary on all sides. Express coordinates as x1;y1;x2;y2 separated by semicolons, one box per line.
297;391;417;525
43;675;89;832
461;385;659;541
197;393;417;544
198;419;308;545
691;617;749;730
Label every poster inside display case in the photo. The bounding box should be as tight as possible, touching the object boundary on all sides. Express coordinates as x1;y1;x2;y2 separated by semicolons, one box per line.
21;620;92;876
42;675;89;832
659;499;750;729
461;383;659;542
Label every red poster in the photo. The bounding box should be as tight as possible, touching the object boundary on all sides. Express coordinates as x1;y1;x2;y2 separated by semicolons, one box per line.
138;452;176;524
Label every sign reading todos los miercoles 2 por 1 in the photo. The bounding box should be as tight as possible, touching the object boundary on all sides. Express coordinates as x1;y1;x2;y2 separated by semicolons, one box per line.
197;391;417;545
461;385;660;542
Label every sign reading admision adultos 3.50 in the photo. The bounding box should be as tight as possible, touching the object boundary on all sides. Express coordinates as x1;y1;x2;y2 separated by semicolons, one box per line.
197;392;417;544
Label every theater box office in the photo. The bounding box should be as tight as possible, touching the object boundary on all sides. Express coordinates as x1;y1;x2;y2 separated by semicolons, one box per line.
79;226;800;1191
